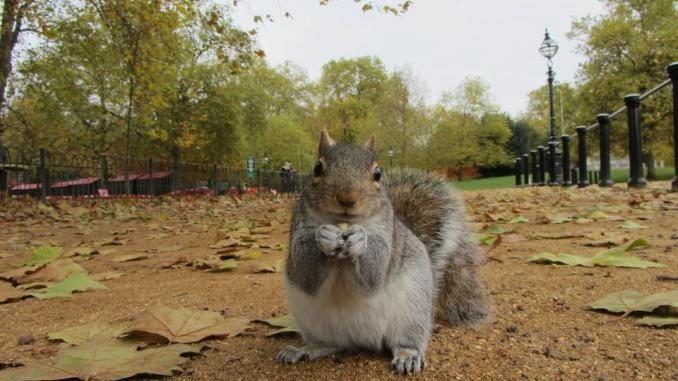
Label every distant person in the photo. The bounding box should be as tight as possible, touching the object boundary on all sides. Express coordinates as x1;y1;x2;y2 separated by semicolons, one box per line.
280;161;293;193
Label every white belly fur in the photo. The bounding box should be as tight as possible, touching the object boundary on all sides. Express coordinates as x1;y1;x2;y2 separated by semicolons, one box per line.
285;265;416;352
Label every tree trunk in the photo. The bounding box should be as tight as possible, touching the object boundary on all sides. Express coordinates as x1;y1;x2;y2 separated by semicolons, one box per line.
643;150;656;181
0;0;23;141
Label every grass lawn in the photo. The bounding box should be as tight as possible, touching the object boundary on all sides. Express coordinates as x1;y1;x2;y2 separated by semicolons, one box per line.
451;167;675;191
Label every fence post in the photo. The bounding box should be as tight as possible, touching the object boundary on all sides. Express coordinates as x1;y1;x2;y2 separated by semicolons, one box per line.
522;153;529;185
0;148;6;195
212;164;218;196
530;150;538;185
575;126;589;188
561;135;571;186
547;141;556;186
514;158;522;186
624;94;647;189
148;158;154;198
666;62;678;191
537;146;546;186
596;113;613;187
39;148;48;201
571;168;578;185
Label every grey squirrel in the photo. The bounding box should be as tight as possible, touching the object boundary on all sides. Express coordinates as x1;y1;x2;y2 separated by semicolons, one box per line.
277;130;489;375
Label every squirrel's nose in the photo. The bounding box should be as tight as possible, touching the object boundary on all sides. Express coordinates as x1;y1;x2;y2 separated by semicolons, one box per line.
336;193;356;209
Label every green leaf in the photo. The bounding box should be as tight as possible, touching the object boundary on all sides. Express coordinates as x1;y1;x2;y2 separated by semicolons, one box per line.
619;220;648;230
527;239;664;268
122;304;252;343
0;336;197;381
588;210;610;220
253;315;300;336
508;216;528;224
22;245;63;267
484;225;515;234
587;289;678;315
208;258;238;272
636;316;678;327
29;273;107;299
471;233;498;246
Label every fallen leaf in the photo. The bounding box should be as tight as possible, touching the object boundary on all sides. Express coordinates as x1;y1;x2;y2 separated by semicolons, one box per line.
112;254;148;263
256;315;299;336
122;304;252;343
501;234;528;243
146;245;183;253
527;239;664;268
21;245;63;267
92;272;124;281
250;226;273;234
253;259;285;273
588;210;610;220
29;273;107;299
48;323;126;345
16;260;86;285
210;238;239;249
587;289;678;316
619;220;648;230
472;233;498;247
0;282;25;303
636;316;678;327
484;225;515;235
0;265;44;283
531;233;585;240
508;216;528;224
0;336;197;381
63;247;99;258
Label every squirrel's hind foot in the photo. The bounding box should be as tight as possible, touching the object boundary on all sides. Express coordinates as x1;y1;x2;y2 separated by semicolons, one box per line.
276;344;340;364
391;347;425;375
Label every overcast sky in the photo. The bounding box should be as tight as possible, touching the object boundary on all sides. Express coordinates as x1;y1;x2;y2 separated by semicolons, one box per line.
232;0;606;117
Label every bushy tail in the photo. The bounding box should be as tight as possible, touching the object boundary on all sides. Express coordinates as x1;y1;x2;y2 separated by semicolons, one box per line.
384;168;490;325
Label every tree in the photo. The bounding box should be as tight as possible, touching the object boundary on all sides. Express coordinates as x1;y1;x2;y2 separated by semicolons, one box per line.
506;118;541;158
374;67;429;167
569;0;678;179
0;0;59;142
316;56;387;143
524;82;580;140
427;77;511;179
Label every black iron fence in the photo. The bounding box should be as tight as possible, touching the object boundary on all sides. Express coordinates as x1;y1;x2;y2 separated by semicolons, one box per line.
515;62;678;191
0;149;308;200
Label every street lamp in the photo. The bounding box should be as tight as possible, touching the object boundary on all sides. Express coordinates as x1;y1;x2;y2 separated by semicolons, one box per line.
388;145;394;168
539;28;561;185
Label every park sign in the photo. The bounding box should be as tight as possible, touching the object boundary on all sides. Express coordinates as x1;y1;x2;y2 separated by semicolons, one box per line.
246;157;256;178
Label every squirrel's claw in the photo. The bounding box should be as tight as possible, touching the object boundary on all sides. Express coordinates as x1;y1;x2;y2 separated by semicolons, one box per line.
391;349;425;375
276;345;309;364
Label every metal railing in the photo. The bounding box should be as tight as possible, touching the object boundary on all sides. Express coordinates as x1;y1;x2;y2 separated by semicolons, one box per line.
0;149;309;200
515;61;678;191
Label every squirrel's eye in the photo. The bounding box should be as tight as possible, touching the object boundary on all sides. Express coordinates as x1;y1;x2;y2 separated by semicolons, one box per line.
373;167;382;182
313;161;324;177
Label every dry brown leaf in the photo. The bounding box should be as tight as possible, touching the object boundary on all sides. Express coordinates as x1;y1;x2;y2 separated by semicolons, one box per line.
122;304;252;343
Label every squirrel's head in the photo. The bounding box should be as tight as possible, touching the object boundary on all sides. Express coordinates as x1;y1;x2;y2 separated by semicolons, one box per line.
306;129;388;223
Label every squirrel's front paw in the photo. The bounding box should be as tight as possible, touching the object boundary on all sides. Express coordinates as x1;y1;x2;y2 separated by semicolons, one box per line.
316;224;345;257
337;225;367;259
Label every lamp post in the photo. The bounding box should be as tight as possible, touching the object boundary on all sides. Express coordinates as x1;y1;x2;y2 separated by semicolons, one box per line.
388;145;394;168
539;28;561;185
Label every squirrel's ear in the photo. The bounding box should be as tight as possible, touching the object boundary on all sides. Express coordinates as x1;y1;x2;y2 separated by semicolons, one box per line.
318;128;335;157
364;135;376;153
